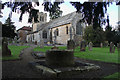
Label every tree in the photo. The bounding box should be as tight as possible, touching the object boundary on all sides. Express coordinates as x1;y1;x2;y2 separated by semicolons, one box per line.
2;16;17;56
83;25;105;47
2;1;39;23
70;2;119;29
2;0;63;22
42;0;63;20
2;15;17;38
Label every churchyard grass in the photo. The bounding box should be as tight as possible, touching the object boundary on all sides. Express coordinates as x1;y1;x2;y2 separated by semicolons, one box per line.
74;47;119;64
1;45;29;60
34;46;119;64
103;72;120;79
33;46;67;52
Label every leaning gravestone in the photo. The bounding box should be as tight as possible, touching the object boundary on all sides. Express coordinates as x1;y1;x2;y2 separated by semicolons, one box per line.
100;43;103;48
40;39;44;48
80;40;86;51
12;40;15;45
2;38;11;56
117;43;120;51
35;41;37;45
110;42;115;53
88;42;93;51
67;40;75;50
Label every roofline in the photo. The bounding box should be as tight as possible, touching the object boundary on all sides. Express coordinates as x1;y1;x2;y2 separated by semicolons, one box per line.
50;23;71;29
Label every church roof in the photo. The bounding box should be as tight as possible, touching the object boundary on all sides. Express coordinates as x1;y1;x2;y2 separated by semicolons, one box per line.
17;26;32;31
37;11;78;31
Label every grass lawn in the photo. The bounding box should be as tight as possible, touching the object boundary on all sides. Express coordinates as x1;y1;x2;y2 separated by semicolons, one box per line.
104;72;120;79
74;47;119;64
33;46;119;64
33;46;67;52
1;45;29;60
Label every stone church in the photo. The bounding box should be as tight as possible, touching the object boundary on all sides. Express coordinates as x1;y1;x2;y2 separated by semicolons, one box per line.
26;11;86;45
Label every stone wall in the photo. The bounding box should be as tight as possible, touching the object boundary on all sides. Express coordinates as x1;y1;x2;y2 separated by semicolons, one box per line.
51;24;71;44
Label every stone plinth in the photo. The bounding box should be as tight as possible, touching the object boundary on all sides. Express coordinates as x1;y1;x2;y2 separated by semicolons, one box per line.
45;50;74;67
67;40;75;50
29;60;100;78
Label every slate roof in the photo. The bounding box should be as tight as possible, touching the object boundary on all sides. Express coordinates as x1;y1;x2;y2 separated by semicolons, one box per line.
30;11;82;34
17;26;32;31
37;12;77;31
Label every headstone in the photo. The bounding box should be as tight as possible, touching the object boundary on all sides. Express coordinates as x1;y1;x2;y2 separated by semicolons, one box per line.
80;40;86;51
12;40;15;45
104;41;109;47
35;41;37;45
51;46;59;49
40;39;44;48
110;42;115;53
2;38;11;56
47;42;50;45
67;40;75;50
88;42;93;51
117;43;120;51
100;43;103;48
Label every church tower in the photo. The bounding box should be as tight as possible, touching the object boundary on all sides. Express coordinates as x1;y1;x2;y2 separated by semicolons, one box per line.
32;12;47;32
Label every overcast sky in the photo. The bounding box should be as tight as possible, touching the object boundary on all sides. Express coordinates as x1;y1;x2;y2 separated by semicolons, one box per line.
0;0;119;30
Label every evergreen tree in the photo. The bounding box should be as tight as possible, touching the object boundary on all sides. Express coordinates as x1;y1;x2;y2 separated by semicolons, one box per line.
2;15;17;38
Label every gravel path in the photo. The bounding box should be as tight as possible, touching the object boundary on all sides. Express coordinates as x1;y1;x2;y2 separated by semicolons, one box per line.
2;47;120;79
2;46;42;78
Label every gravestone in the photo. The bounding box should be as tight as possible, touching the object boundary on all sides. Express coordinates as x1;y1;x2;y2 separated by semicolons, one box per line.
12;40;15;45
67;40;75;50
110;42;115;53
51;46;59;49
80;40;86;51
2;38;11;56
117;43;120;51
35;41;37;45
40;39;44;48
100;43;103;48
88;42;93;51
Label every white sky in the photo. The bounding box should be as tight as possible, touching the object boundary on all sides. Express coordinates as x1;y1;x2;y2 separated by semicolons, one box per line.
0;0;119;30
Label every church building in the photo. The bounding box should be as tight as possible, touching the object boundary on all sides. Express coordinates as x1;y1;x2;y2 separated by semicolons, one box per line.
26;11;86;45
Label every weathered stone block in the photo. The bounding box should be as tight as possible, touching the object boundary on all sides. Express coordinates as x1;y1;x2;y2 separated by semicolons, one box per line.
80;41;86;51
45;50;74;67
67;40;75;50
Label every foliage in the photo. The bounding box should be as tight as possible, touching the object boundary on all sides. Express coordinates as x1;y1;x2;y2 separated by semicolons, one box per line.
2;0;63;22
105;25;120;45
2;1;120;28
70;2;120;29
70;2;111;29
33;46;119;64
2;1;39;22
2;16;17;38
83;25;105;46
1;45;29;60
104;72;120;79
42;0;63;20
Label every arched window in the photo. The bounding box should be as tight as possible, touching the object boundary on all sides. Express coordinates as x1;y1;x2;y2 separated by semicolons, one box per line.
56;28;59;36
40;16;42;21
76;21;83;35
66;26;68;34
42;30;47;39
